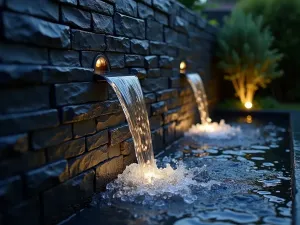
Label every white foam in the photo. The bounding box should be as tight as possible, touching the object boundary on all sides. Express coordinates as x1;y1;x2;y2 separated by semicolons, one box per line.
102;162;220;205
185;120;241;140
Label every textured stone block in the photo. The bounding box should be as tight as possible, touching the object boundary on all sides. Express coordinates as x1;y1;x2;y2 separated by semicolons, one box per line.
0;176;22;209
115;13;145;39
7;0;58;20
44;67;94;83
120;138;134;156
144;93;156;104
164;108;179;124
62;6;91;29
149;41;166;55
95;155;124;191
148;68;160;77
32;125;72;150
138;3;154;19
152;128;163;153
69;145;107;177
108;144;121;158
164;28;178;45
78;0;113;15
73;120;96;138
47;138;85;161
125;55;144;67
3;197;40;225
130;68;147;79
92;13;114;34
146;19;163;41
49;50;80;67
164;122;176;144
110;124;131;146
80;51;100;68
55;0;77;4
25;160;69;196
3;12;70;48
155;10;168;25
151;101;167;115
166;97;180;110
0;86;50;114
173;16;188;33
0;109;59;136
96;112;126;131
131;39;149;55
116;0;137;17
169;76;181;88
159;56;175;69
0;65;44;85
139;0;151;5
145;56;158;68
123;151;137;167
106;53;125;68
55;82;108;106
149;115;163;130
0;43;48;65
106;36;130;53
86;130;109;151
156;89;177;101
0;134;28;159
62;100;121;123
43;170;94;225
153;0;171;14
0;151;46;179
141;77;168;93
72;30;106;50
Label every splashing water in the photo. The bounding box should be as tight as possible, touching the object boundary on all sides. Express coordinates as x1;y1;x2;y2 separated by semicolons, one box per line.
102;162;220;205
186;119;242;140
106;76;155;167
186;73;241;139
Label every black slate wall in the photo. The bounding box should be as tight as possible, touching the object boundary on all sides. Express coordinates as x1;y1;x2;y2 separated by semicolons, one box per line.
0;0;217;224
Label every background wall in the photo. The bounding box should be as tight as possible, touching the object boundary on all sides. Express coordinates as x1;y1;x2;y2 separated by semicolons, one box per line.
0;0;217;224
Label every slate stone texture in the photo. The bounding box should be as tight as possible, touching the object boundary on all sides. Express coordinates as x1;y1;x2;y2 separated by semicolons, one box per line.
0;0;217;224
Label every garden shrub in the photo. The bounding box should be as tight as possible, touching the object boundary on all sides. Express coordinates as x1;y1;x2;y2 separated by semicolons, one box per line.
217;10;283;107
236;0;300;102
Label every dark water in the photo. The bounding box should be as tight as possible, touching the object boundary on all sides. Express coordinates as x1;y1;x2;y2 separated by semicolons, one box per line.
64;113;293;225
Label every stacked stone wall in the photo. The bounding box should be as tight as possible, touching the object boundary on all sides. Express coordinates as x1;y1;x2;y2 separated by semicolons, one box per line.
0;0;217;224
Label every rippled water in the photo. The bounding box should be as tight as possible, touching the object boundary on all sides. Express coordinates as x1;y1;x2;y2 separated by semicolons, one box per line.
65;114;293;225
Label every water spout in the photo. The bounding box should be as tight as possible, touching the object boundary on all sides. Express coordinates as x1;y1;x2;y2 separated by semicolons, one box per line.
186;73;210;125
104;75;155;168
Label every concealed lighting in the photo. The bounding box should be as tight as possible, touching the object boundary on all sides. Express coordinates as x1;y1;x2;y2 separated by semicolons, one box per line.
94;55;109;75
244;101;253;109
180;61;187;74
246;115;252;124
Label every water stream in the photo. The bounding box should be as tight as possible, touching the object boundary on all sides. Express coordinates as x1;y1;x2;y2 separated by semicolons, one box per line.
105;76;155;168
186;73;210;124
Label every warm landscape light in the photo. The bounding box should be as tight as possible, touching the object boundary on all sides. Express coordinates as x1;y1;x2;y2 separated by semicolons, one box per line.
244;101;253;109
246;115;252;123
94;56;109;75
180;61;187;73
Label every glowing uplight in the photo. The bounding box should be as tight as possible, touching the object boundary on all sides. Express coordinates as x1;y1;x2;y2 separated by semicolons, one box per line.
180;61;187;74
206;117;212;123
244;101;253;109
246;115;252;124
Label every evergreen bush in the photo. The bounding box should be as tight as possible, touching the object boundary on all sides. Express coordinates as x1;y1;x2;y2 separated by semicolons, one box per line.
217;10;283;106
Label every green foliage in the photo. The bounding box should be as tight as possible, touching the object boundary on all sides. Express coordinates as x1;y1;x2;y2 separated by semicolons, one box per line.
236;0;300;102
217;10;283;104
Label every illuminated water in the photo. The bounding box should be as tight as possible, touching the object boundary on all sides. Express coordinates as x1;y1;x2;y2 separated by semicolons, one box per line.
186;73;242;140
65;114;293;225
106;76;155;167
186;73;209;124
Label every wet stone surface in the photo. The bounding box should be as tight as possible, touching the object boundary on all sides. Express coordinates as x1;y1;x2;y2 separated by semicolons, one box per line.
64;114;293;225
